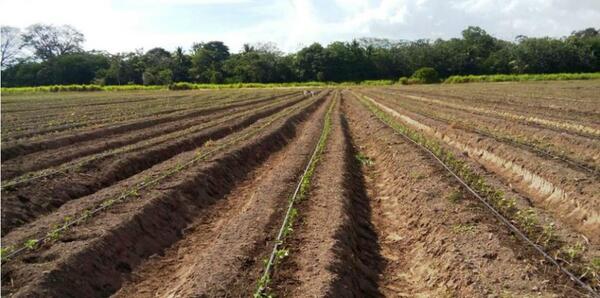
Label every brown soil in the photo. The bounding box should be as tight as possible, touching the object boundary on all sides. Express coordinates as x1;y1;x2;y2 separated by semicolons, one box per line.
269;96;382;297
1;92;295;161
114;92;332;298
1;93;302;180
2;85;597;297
367;88;600;169
341;92;582;297
361;91;600;243
0;93;306;235
1;92;327;297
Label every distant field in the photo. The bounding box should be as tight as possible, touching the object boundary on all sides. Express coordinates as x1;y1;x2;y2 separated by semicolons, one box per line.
1;81;599;297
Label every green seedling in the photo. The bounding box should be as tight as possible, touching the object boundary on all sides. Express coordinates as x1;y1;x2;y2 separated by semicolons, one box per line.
515;208;539;234
538;223;556;247
275;248;289;263
452;223;476;234
0;247;12;260
355;152;374;166
447;190;463;203
561;242;585;262
24;239;39;250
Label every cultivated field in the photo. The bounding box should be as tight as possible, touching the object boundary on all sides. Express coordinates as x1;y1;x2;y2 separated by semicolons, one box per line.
1;81;599;297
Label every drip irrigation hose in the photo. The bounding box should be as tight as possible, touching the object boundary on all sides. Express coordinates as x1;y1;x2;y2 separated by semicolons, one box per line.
359;94;599;297
255;94;336;296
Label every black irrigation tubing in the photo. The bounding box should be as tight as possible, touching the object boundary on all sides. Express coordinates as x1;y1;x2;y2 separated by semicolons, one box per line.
256;95;335;296
362;96;599;297
1;95;322;263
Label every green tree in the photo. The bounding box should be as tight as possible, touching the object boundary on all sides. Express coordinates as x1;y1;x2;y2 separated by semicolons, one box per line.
142;47;173;85
172;47;191;82
295;43;328;81
190;41;230;83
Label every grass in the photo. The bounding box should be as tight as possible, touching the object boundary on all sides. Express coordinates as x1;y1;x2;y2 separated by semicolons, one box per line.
444;72;600;84
2;73;597;93
1;80;395;94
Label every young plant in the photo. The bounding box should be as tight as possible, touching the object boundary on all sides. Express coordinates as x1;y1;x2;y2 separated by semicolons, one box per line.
24;239;39;250
447;190;463;203
355;152;374;166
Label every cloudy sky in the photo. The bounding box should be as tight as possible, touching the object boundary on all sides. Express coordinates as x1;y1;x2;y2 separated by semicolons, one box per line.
1;0;599;53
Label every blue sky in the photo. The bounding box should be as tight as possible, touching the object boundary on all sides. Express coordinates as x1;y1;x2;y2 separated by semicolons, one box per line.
2;0;599;53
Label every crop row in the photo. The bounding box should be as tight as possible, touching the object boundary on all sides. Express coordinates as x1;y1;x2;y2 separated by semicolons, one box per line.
3;91;290;141
2;95;304;190
378;87;600;125
1;92;326;262
364;90;599;174
354;92;600;291
255;93;336;297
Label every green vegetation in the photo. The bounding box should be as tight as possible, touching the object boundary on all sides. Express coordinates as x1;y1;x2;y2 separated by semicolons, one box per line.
451;223;476;234
444;72;600;83
355;152;374;166
1;84;164;93
407;67;440;84
24;239;39;250
1;80;397;93
447;190;463;203
3;24;600;87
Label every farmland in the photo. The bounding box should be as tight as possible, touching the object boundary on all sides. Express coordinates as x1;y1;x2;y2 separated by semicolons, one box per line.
1;81;599;297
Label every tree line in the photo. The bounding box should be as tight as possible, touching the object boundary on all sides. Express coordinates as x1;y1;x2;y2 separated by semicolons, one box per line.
1;24;599;87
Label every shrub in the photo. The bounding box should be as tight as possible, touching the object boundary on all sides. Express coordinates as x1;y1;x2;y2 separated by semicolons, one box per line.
410;67;439;84
168;82;194;90
398;77;409;85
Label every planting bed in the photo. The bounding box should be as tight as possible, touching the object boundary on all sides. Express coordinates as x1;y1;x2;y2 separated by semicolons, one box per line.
1;82;599;297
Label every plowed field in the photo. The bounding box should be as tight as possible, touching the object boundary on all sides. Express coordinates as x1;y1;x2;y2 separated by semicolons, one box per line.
2;82;599;297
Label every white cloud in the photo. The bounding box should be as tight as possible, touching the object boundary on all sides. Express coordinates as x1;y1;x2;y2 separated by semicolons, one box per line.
1;0;599;53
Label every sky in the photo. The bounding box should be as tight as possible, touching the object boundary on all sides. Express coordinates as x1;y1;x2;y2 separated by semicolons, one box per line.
1;0;599;53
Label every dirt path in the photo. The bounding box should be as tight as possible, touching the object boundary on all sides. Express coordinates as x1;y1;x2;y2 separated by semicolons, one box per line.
342;92;582;297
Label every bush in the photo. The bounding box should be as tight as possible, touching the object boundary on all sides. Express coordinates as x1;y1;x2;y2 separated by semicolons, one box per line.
168;82;194;90
398;77;409;85
410;67;439;84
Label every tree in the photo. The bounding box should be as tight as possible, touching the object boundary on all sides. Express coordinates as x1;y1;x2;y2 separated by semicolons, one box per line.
295;43;327;81
22;24;84;60
224;43;294;83
172;47;191;82
142;47;173;85
1;26;23;69
190;41;230;83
